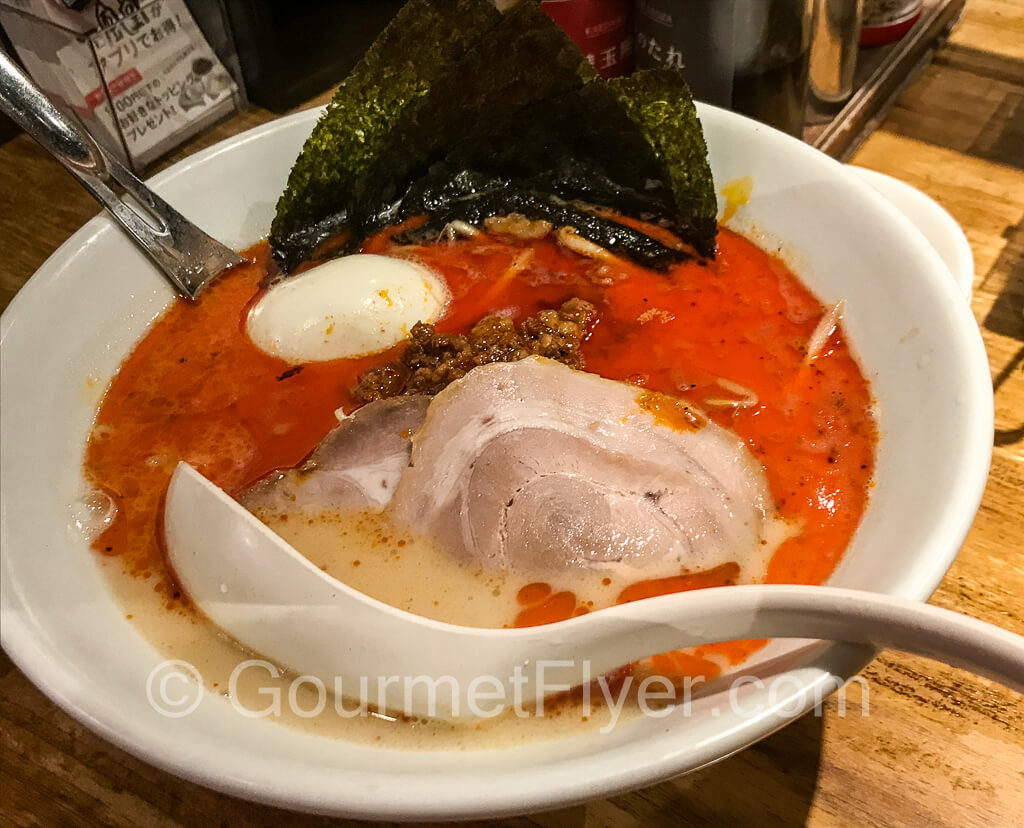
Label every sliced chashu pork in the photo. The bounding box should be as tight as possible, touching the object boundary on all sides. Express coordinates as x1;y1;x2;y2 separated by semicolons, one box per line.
241;395;429;514
387;357;776;578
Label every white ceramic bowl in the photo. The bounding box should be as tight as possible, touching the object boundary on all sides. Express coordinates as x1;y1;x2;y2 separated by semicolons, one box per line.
0;105;992;820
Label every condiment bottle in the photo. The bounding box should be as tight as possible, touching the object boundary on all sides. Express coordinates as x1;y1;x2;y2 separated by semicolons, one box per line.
635;0;816;137
539;0;634;77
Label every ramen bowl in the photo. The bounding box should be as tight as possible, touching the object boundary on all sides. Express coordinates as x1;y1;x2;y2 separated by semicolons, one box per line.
0;105;992;820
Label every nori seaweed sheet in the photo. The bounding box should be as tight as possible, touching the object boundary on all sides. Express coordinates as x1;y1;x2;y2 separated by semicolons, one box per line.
449;83;671;191
270;0;719;270
608;70;718;256
269;0;503;245
348;0;597;231
429;78;716;255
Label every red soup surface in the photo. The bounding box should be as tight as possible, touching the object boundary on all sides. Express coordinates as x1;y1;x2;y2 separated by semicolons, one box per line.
85;224;876;683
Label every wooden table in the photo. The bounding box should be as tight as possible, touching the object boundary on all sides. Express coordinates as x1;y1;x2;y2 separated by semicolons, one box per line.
2;2;1022;825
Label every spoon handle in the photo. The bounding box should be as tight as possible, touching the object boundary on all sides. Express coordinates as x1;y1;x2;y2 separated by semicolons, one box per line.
0;51;245;299
576;584;1024;692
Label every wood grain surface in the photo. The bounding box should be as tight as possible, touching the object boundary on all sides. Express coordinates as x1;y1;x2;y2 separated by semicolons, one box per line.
1;2;1022;825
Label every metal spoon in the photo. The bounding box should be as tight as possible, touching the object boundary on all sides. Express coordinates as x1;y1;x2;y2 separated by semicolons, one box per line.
0;50;245;300
165;463;1024;720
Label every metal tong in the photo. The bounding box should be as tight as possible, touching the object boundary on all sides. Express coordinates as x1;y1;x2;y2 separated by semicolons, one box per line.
0;50;245;300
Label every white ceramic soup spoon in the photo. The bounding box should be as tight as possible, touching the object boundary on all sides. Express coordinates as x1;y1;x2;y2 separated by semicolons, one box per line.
165;463;1024;720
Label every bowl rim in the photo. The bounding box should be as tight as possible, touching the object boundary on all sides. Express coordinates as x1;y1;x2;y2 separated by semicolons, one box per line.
0;103;994;820
844;165;975;299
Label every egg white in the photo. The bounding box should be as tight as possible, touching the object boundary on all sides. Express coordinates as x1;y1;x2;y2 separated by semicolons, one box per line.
246;254;449;362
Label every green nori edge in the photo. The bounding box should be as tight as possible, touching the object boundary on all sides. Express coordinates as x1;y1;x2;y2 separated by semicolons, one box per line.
608;70;718;257
270;0;719;270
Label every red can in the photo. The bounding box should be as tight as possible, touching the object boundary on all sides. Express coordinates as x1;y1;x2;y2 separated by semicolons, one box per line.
860;0;923;46
540;0;634;77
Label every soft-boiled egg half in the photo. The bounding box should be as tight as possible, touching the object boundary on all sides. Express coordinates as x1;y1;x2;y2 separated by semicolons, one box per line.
246;254;450;362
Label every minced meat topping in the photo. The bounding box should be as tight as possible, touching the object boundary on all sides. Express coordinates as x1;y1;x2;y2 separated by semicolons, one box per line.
353;298;596;402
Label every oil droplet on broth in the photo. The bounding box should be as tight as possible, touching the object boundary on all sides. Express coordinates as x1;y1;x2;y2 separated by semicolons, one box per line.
721;176;754;225
69;488;118;543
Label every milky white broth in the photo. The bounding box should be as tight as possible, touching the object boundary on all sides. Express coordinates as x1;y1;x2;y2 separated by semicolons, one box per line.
250;506;787;628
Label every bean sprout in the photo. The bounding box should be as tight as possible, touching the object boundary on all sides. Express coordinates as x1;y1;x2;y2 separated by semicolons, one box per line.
704;377;759;409
804;300;846;364
438;220;480;241
556;226;615;262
